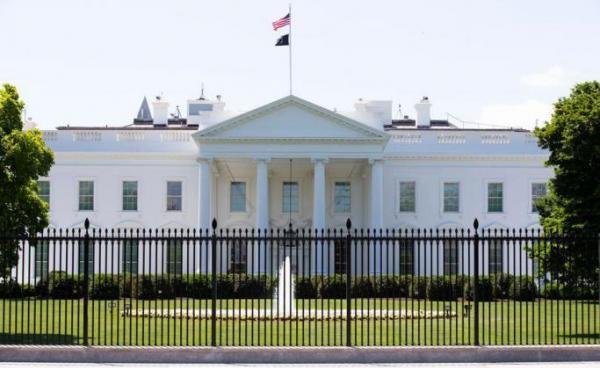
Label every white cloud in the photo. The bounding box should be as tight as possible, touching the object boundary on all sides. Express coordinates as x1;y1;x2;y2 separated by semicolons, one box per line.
479;100;553;130
521;66;568;87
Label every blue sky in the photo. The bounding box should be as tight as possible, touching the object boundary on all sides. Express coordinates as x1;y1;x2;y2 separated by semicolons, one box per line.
1;0;598;130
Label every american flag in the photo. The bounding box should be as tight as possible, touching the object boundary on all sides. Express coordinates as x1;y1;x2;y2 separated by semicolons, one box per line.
272;13;290;31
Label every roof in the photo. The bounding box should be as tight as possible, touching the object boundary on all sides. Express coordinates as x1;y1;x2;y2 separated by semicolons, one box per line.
133;97;152;123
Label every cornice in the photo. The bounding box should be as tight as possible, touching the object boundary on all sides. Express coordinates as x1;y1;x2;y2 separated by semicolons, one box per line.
195;136;387;144
383;153;548;161
54;151;196;161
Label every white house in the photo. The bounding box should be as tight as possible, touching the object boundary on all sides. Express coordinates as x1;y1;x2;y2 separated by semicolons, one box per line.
19;94;551;280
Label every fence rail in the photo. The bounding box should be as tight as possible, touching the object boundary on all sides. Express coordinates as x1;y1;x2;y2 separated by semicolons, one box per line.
0;218;598;346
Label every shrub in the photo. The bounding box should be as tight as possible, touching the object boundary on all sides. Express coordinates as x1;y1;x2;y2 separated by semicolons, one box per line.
464;277;494;301
320;275;345;299
119;273;138;298
351;276;376;298
154;275;175;299
216;274;235;299
137;275;156;299
48;271;81;299
377;276;410;298
185;274;211;299
490;273;513;299
409;276;428;299
0;278;22;298
89;274;120;299
540;283;562;299
236;275;273;298
508;276;537;301
427;276;457;301
295;277;318;299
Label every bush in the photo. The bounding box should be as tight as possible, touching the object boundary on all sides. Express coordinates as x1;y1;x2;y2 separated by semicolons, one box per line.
352;276;376;298
236;275;273;298
540;283;562;299
216;274;235;299
295;277;318;299
48;271;81;299
185;274;211;299
464;277;494;301
320;275;346;299
119;273;138;298
0;278;22;298
427;276;458;301
490;273;513;299
409;276;428;299
137;275;156;299
377;276;410;298
508;276;537;301
89;274;120;299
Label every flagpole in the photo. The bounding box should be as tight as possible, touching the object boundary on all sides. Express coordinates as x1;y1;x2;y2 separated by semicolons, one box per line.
288;3;293;95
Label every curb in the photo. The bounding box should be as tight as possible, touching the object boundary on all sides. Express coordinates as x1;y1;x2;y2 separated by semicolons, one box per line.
0;345;600;363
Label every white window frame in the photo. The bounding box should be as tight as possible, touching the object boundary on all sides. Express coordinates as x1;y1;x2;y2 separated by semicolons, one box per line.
281;180;301;214
37;179;51;209
121;180;139;212
529;181;547;214
333;181;352;214
485;180;505;214
441;181;461;213
229;180;248;213
398;180;417;213
165;179;184;212
77;179;95;212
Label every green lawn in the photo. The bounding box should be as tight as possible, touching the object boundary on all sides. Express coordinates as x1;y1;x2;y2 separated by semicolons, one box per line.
1;298;598;346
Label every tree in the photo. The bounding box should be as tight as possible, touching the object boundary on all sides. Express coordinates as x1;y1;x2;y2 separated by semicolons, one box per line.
0;84;54;279
532;81;600;288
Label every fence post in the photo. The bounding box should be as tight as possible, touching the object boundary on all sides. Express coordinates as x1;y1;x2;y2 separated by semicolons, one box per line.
345;218;352;347
211;218;218;347
83;218;90;346
473;218;480;346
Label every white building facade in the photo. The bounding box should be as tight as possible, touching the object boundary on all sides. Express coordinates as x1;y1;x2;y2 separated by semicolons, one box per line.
23;94;552;279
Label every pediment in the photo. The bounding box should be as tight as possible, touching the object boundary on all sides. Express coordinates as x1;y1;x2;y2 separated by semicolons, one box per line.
193;95;389;144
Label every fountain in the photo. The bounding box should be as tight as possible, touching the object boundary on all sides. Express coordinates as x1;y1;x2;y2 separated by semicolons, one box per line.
274;256;295;318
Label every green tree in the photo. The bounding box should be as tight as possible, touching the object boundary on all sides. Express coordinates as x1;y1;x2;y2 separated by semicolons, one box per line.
0;84;54;279
532;81;600;288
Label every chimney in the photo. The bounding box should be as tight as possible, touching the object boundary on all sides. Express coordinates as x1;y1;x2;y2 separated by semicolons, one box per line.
415;96;431;128
152;96;169;126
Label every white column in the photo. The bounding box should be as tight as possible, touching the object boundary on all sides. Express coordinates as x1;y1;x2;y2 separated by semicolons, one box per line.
255;158;270;274
311;158;328;274
369;158;384;275
197;158;213;273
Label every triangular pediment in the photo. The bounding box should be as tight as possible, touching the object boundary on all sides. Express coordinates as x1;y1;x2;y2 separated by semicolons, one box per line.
193;95;389;143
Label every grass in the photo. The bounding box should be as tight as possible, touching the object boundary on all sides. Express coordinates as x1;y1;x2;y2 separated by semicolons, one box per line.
0;297;598;346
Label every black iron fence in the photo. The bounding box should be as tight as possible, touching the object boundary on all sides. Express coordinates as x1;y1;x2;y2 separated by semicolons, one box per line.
0;218;598;346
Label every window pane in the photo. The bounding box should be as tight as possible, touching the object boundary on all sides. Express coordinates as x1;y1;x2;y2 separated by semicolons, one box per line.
79;181;94;211
489;240;503;274
334;182;351;213
78;242;94;273
282;182;299;213
38;181;50;205
229;239;247;273
166;240;183;274
166;181;182;211
531;183;547;213
122;181;138;211
230;182;246;212
334;240;348;274
487;182;503;213
399;181;416;212
122;240;139;274
444;240;458;275
399;240;414;275
443;182;459;212
34;240;49;280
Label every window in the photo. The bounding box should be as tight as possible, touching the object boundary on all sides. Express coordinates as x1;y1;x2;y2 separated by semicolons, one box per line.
34;241;49;280
38;180;50;205
122;181;138;211
228;239;247;273
399;181;416;212
489;240;503;274
334;182;351;213
166;240;182;274
531;183;547;213
230;182;246;212
487;182;503;213
282;181;299;213
166;181;182;211
122;240;139;274
399;240;414;275
334;240;347;274
78;181;94;211
78;242;94;273
443;182;460;212
444;240;459;275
